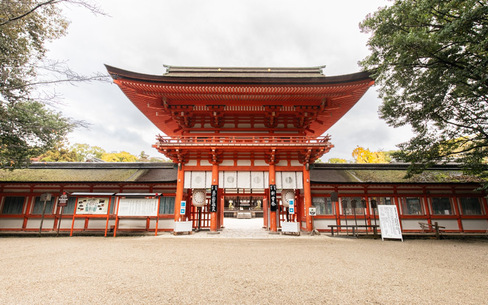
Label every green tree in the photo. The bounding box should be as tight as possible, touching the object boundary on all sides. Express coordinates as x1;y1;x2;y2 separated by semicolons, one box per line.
0;1;104;169
71;143;105;162
0;101;74;168
360;0;488;183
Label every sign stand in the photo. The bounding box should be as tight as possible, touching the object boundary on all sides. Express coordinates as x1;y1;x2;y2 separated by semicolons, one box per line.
174;200;192;234
309;206;319;236
281;199;300;235
378;205;403;241
39;193;52;236
57;193;68;236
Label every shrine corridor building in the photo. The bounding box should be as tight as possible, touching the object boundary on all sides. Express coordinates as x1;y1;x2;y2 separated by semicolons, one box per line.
0;66;486;236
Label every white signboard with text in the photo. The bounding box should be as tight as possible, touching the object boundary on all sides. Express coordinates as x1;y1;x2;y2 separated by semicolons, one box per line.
118;198;158;217
378;205;403;241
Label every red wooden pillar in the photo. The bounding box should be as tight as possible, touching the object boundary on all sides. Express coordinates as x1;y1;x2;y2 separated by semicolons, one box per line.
219;193;225;228
423;188;432;226
174;163;185;222
303;164;312;232
210;163;219;232
269;163;277;232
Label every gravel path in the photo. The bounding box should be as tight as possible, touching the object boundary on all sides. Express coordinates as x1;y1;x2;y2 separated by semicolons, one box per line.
1;234;487;305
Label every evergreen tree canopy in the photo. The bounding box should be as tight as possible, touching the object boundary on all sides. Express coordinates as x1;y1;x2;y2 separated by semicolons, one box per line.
360;0;488;184
0;1;102;169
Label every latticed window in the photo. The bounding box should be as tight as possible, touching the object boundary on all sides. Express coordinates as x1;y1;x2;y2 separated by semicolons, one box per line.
32;196;55;214
431;197;453;215
1;196;25;214
401;197;423;215
312;197;334;215
460;197;483;215
369;197;392;214
340;197;366;215
159;197;175;215
64;197;77;214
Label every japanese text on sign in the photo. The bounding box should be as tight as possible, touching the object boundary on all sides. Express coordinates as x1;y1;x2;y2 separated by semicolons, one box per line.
210;185;218;212
270;185;277;211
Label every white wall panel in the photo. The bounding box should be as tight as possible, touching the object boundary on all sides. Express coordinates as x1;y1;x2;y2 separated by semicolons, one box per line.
118;219;146;229
276;172;283;189
205;171;212;188
186;160;197;166
237;172;251;188
0;219;23;229
296;172;303;189
184;171;192;189
221;160;234;166
87;219;107;229
462;219;488;230
401;219;423;230
435;219;460;230
237;160;251;166
219;171;224;188
223;171;237;188
314;219;337;230
251;172;265;189
282;172;296;189
264;172;269;186
192;171;206;189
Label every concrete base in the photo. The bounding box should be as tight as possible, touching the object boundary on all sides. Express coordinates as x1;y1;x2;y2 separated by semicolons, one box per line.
207;231;220;235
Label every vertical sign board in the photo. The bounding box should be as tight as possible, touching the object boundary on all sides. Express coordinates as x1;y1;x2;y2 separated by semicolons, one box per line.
288;199;295;214
180;201;186;215
269;185;277;211
210;185;218;213
378;205;403;241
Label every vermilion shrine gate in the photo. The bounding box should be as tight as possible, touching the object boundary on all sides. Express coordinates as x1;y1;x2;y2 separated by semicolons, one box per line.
106;65;374;233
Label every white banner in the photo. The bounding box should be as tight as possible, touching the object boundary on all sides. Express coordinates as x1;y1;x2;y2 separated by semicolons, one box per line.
118;198;158;216
378;205;403;241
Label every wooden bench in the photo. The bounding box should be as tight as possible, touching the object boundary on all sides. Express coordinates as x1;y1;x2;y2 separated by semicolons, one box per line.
418;222;445;239
328;224;379;238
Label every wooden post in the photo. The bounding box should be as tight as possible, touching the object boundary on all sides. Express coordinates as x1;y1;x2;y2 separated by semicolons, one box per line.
303;164;312;232
435;221;440;239
174;163;185;222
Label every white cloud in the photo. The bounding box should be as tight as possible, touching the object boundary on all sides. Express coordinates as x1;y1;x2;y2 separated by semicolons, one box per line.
44;0;410;160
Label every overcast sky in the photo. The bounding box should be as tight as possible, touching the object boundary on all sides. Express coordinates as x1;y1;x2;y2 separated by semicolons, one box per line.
46;0;413;161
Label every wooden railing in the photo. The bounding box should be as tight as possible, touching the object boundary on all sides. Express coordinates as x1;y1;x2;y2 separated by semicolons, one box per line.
155;135;332;147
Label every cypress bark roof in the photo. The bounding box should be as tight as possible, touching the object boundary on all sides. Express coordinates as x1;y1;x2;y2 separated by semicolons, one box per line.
0;162;480;185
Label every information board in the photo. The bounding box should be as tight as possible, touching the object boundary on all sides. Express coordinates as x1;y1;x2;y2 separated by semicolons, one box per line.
118;198;158;217
180;201;186;215
288;199;295;214
309;207;316;216
378;205;403;241
76;198;109;215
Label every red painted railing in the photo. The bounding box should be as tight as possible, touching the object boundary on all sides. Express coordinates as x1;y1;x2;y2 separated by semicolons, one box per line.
155;135;332;146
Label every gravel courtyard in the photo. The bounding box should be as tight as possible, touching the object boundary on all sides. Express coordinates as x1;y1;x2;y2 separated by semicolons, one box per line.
0;232;487;305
